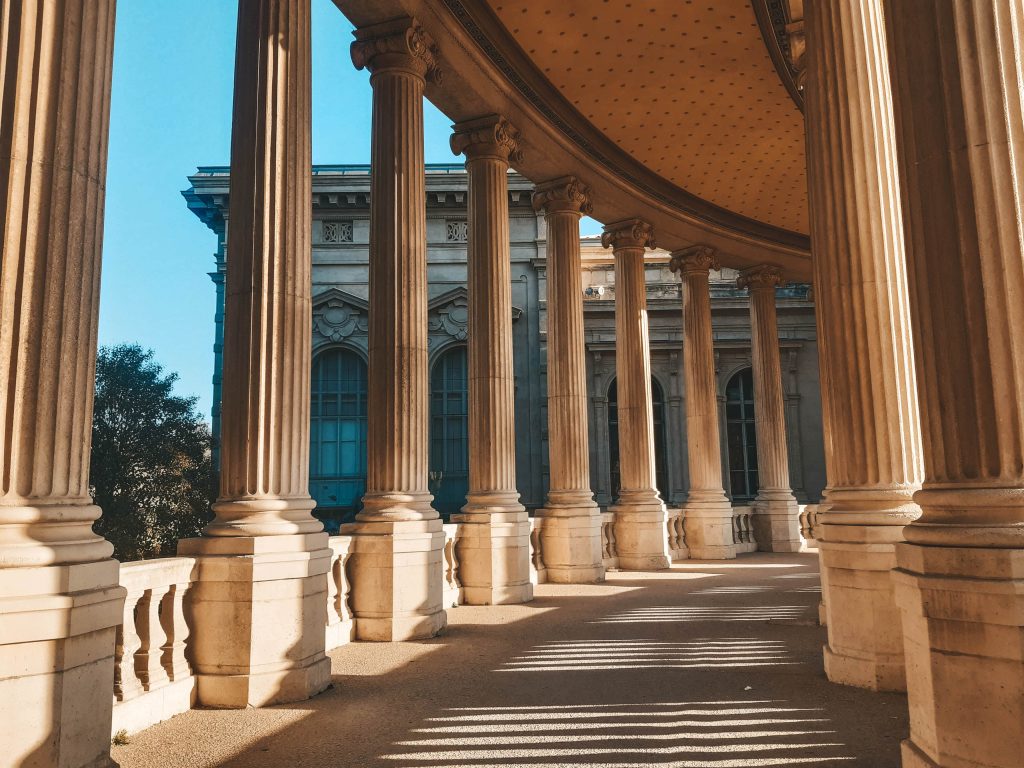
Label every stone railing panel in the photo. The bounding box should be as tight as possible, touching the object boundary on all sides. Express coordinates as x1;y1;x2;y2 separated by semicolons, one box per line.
798;504;820;549
442;523;462;608
326;536;356;651
731;506;758;554
529;516;547;584
600;511;619;571
666;507;688;560
113;557;196;736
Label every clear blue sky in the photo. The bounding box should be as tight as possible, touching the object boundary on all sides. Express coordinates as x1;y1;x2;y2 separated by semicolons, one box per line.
101;0;601;420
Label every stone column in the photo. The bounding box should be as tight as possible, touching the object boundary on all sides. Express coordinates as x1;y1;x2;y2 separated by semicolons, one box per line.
0;3;123;765
669;246;737;559
602;219;671;570
533;177;603;583
796;0;924;691
342;17;447;639
449;115;532;605
738;265;801;552
177;0;331;707
885;3;1024;766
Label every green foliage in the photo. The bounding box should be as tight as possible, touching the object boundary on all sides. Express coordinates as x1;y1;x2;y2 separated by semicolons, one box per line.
91;344;215;561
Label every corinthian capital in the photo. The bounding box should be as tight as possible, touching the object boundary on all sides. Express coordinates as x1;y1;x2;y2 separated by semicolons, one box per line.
668;245;720;277
450;115;523;164
531;176;593;216
601;218;656;252
738;264;785;292
351;17;441;82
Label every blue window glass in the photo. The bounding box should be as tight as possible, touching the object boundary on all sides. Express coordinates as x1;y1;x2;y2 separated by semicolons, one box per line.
608;378;669;499
430;345;469;518
726;368;759;500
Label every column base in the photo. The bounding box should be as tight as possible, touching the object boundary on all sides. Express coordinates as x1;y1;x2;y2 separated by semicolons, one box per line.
450;508;533;605
893;542;1024;768
340;518;447;641
0;559;123;768
535;504;604;583
819;522;908;692
610;496;671;570
752;493;802;552
683;492;737;559
176;533;332;707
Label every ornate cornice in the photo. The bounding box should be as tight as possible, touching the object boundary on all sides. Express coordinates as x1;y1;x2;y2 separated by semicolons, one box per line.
532;176;593;216
601;218;656;252
738;264;786;292
752;1;804;108
450;115;523;164
668;245;720;277
351;17;441;82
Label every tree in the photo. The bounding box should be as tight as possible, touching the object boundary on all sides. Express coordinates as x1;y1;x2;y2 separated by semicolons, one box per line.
91;344;215;560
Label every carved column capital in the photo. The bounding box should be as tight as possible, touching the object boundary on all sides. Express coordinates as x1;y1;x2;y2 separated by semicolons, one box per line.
668;244;720;276
601;218;656;252
532;176;593;217
786;20;806;89
450;115;523;164
738;264;785;292
351;17;441;82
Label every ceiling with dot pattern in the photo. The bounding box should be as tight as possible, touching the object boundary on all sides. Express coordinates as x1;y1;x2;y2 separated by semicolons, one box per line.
485;0;809;234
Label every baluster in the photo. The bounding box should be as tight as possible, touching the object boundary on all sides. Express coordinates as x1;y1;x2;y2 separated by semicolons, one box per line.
160;582;191;683
136;586;170;691
326;550;342;628
114;590;145;702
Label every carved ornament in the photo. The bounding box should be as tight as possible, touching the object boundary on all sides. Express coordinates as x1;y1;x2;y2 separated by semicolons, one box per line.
313;297;368;342
351;17;441;83
601;218;656;252
531;176;593;216
738;264;785;292
668;245;720;277
786;20;806;90
450;115;523;164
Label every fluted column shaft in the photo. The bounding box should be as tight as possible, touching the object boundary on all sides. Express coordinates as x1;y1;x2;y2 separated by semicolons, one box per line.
885;3;1024;766
207;0;318;535
532;177;603;583
739;265;801;552
449;116;531;604
0;2;123;765
670;247;736;559
797;0;924;691
603;220;670;570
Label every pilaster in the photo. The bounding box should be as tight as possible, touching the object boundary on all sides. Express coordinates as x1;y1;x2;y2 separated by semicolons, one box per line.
602;219;671;570
669;246;736;559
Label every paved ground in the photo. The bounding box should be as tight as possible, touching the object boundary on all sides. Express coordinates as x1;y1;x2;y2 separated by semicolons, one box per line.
114;552;909;767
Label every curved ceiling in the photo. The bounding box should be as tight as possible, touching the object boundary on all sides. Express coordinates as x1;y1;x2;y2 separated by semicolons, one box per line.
485;0;808;234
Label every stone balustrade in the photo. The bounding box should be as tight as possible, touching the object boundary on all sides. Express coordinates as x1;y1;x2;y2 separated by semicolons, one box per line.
731;506;758;553
600;511;619;570
112;558;196;737
666;507;688;560
326;536;356;651
798;504;820;549
442;523;463;608
529;516;547;584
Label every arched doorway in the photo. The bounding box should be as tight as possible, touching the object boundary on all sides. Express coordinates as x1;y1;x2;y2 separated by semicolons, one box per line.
725;367;759;501
430;345;470;517
309;348;368;528
607;378;669;499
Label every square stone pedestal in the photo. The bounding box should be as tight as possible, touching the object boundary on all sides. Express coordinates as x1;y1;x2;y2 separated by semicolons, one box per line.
340;519;447;641
0;559;123;768
610;503;671;571
894;543;1024;768
683;494;737;559
450;511;533;605
176;533;332;708
819;525;907;691
535;510;604;583
752;494;802;552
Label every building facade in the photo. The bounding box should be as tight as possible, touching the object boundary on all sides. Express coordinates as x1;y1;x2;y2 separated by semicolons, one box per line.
184;164;825;528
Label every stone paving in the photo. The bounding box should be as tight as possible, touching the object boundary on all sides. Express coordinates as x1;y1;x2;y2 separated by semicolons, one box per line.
114;552;908;767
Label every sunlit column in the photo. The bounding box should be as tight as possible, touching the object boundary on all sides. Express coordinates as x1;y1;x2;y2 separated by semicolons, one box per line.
0;2;123;765
885;3;1024;766
737;265;801;552
602;219;671;569
795;0;924;692
533;177;604;583
669;246;737;559
342;17;447;639
177;0;331;706
449;115;532;604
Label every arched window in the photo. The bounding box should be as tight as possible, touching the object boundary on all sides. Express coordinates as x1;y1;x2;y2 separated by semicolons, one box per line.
725;367;759;500
430;345;469;518
309;349;368;524
607;378;669;498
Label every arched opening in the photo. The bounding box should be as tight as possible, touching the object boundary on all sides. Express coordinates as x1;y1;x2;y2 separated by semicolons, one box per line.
607;377;669;499
309;348;368;530
430;345;470;518
725;367;759;501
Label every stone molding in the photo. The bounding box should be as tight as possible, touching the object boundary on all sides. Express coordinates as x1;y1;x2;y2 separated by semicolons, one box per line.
785;20;807;89
601;218;657;252
531;176;593;217
450;115;523;163
351;17;441;82
738;264;785;292
668;244;720;276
